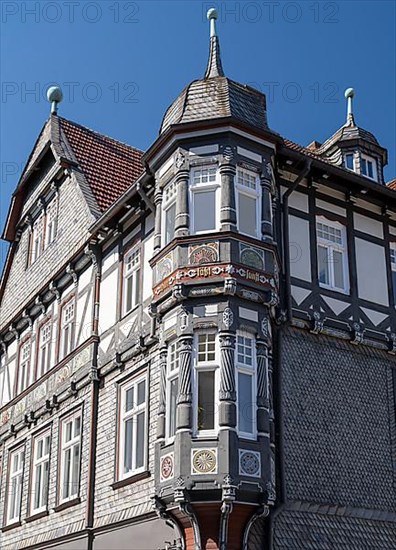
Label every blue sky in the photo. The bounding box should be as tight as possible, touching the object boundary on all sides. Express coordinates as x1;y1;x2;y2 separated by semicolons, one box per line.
1;0;395;268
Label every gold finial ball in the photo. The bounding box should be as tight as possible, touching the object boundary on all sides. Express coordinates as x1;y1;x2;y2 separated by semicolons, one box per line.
47;86;63;103
207;8;218;20
344;87;355;99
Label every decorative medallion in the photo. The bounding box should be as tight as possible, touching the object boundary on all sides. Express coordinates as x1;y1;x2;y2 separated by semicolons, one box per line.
188;242;219;265
160;453;174;482
240;245;264;271
175;151;186;169
192;448;217;475
222;307;234;328
239;450;261;477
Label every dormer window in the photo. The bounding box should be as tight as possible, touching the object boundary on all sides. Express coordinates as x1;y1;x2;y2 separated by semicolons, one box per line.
345;153;355;171
360;154;377;181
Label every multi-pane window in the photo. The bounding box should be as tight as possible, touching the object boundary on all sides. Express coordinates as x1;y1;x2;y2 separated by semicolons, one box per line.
59;412;81;503
31;431;50;514
236;334;256;438
390;245;396;305
345;153;354;171
6;447;24;524
37;321;52;378
45;198;58;246
119;375;147;479
195;333;217;434
30;214;44;264
60;301;75;360
166;341;180;440
236;169;261;238
163;180;177;246
360;154;377;181
17;340;31;394
191;167;219;234
316;218;348;293
123;247;140;314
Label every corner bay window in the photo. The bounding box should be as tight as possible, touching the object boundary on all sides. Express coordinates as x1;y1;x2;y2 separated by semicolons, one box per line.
123;247;140;314
163;180;177;246
6;447;24;524
191;167;218;233
59;411;81;503
316;218;348;293
236;169;261;238
118;374;147;479
195;333;217;434
31;431;50;513
166;341;180;440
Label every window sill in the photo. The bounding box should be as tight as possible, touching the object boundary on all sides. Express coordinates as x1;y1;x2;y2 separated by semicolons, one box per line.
25;510;49;523
111;470;150;490
319;283;349;296
54;497;80;512
1;520;21;532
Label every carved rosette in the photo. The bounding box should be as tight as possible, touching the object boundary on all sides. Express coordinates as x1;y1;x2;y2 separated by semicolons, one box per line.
256;340;269;409
219;333;236;401
177;337;193;404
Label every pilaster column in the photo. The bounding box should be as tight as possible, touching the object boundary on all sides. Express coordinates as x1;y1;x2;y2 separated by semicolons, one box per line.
174;168;190;237
219;163;237;231
219;332;236;428
176;336;193;431
256;339;269;434
260;171;273;241
154;188;163;251
156;345;168;440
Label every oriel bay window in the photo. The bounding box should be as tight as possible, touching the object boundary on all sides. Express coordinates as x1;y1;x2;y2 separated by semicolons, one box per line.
31;431;50;514
236;333;256;438
118;374;148;479
236;168;261;238
59;410;81;503
316;217;348;293
6;446;25;525
190;166;219;234
194;332;218;435
166;341;180;440
123;247;140;314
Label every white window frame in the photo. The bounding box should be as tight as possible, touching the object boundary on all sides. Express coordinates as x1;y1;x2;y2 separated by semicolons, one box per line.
236;331;257;440
123;246;141;315
59;300;75;361
190;166;220;235
165;340;180;442
30;214;44;264
59;410;82;504
344;153;355;172
6;446;24;525
118;373;148;480
30;430;51;514
162;180;177;247
236;168;261;238
193;331;219;438
390;243;396;306
316;217;349;294
360;153;377;181
45;197;58;247
17;340;31;394
37;321;52;379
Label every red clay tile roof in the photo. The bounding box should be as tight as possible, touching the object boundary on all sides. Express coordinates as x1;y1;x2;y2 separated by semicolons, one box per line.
386;178;396;190
59;117;144;212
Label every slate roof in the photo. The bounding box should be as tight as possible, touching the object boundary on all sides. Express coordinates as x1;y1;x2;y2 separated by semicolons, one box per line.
59;117;144;212
387;178;396;190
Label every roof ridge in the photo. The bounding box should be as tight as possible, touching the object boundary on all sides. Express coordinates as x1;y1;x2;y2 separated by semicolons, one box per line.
58;116;144;155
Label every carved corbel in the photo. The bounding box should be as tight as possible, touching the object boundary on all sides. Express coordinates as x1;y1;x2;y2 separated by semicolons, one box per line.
35;296;46;315
66;264;78;287
219;475;236;550
351;322;365;345
174;480;202;550
113;352;124;370
8;324;19;342
49;281;61;302
172;283;186;301
224;278;237;296
84;242;99;273
387;333;396;354
310;311;325;335
22;309;33;329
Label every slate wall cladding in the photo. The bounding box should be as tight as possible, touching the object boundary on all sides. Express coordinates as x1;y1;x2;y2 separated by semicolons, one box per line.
281;327;395;510
272;510;396;549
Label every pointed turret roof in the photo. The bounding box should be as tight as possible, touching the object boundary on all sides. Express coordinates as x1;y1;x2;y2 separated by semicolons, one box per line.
159;9;269;135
